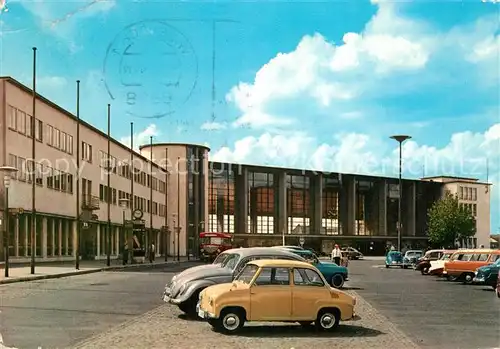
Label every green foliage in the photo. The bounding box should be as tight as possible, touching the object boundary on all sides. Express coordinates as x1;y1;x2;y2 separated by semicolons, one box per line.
427;191;476;248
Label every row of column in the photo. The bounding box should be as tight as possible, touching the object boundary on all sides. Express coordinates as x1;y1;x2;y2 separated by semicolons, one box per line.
233;169;417;237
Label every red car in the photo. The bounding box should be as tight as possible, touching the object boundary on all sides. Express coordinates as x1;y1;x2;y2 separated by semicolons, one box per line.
496;270;500;298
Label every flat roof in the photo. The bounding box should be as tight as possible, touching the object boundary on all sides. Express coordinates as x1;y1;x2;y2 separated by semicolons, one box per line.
2;76;164;170
139;143;210;152
421;175;479;181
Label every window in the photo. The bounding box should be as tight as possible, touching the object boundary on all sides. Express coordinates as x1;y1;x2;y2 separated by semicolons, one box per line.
7;105;16;129
293;268;324;287
35;163;43;186
61;132;67;152
53;129;60;148
472;204;477;216
26;115;33;138
17;157;26;181
461;254;473;261
26;160;34;183
67;135;73;154
253;267;290;286
472;188;477;201
17;110;26;134
47;167;54;188
477;254;489;262
99;184;105;201
35;119;43;142
54;170;61;190
47;125;53;146
235;264;259;283
459;186;464;199
82;142;92;162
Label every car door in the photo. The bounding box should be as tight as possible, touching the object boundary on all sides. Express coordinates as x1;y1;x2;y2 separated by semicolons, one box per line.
291;268;330;320
249;267;292;321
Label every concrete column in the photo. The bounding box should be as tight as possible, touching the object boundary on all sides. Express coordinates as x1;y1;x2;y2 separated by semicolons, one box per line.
312;174;323;235
51;219;56;256
14;215;19;257
278;172;287;238
42;217;48;258
72;220;77;257
24;215;28;257
58;219;63;257
379;180;387;236
234;168;249;234
406;182;416;236
96;224;101;257
64;220;69;256
347;177;356;235
116;226;120;255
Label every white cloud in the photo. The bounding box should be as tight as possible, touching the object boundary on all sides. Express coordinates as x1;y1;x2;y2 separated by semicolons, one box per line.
38;76;67;88
119;124;159;151
200;121;228;131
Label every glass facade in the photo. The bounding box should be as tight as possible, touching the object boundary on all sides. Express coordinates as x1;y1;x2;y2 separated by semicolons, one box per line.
322;176;340;235
187;146;206;256
208;163;235;233
286;175;311;235
248;172;275;234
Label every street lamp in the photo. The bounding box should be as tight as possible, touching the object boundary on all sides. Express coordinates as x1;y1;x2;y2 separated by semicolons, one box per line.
0;166;18;278
118;198;130;265
390;135;411;252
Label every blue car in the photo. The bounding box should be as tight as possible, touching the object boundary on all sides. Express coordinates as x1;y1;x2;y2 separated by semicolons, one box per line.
386;251;404;268
280;247;348;288
473;258;500;289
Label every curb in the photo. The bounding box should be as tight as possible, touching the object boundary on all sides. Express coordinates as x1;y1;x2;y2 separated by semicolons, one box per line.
0;260;198;285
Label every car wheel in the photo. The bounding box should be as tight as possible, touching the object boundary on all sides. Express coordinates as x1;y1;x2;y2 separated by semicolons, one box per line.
385;264;389;268
463;273;474;284
421;267;429;275
331;274;345;288
178;291;200;316
315;309;340;331
212;308;245;334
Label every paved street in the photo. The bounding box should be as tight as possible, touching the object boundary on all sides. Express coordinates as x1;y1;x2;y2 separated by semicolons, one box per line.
0;259;498;349
348;260;500;349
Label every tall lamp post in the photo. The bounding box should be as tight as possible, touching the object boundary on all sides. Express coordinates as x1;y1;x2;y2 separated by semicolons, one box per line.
0;166;18;278
390;135;411;252
118;198;130;265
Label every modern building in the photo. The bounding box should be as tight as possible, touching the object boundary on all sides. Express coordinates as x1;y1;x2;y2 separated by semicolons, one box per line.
0;76;492;263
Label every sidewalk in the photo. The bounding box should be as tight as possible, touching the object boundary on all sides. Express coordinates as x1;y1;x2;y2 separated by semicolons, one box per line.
0;257;195;285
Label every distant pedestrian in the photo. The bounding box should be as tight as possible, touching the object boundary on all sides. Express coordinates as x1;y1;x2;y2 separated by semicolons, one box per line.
149;243;155;263
123;242;128;265
331;244;342;266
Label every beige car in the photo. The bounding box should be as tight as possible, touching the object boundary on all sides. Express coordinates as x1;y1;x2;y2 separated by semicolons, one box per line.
197;259;358;334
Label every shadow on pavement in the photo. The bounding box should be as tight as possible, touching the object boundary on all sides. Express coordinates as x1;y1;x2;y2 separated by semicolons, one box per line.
233;324;384;338
178;313;204;322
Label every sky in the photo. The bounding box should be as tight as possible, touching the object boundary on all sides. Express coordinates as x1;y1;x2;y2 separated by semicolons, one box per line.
1;0;499;232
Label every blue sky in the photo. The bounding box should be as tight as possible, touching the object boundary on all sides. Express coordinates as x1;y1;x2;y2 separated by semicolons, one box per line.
1;0;499;231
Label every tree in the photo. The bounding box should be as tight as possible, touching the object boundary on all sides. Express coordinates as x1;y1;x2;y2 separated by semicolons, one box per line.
427;191;476;248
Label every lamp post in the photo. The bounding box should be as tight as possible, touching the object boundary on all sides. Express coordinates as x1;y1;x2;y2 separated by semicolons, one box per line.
390;135;411;252
0;166;18;278
118;198;130;265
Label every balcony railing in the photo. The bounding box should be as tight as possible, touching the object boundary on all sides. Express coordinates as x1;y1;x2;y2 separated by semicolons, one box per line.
82;194;100;211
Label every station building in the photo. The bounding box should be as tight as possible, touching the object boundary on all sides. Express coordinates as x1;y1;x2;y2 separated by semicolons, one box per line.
0;76;492;263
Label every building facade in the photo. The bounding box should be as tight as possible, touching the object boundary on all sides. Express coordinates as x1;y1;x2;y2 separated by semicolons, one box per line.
0;77;492;262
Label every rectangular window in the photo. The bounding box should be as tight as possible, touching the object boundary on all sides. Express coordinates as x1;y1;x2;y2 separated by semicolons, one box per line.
82;142;92;162
17;110;26;134
26;160;34;183
54;170;61;190
472;188;477;201
53;128;60;148
67;135;73;154
7;105;16;130
36;163;43;186
47;125;53;146
8;154;17;178
61;132;67;152
26;115;33;138
61;173;67;192
293;268;324;287
17;157;26;181
35;119;42;141
47;167;54;188
67;174;73;193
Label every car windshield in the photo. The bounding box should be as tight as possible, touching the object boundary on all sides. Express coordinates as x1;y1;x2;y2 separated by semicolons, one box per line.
390;252;402;258
220;253;240;270
213;253;228;264
442;253;452;260
234;264;258;284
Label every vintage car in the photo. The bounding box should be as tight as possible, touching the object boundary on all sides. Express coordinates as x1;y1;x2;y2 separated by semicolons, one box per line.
496;271;500;298
429;250;455;276
162;247;306;315
443;249;500;283
402;250;423;268
473;257;500;289
385;251;404;268
415;249;445;275
196;259;358;334
279;247;349;288
341;247;364;260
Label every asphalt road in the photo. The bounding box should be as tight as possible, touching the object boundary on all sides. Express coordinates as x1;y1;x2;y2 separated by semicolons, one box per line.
348;260;500;349
0;262;199;349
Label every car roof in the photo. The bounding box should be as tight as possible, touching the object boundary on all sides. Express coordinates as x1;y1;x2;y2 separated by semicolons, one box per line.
249;259;315;269
406;250;423;253
452;249;499;254
222;247;306;259
389;250;402;254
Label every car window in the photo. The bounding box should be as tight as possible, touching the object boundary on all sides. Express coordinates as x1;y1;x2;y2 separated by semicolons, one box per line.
461;254;474;261
293;268;324;287
429;252;439;259
492;255;500;262
451;253;464;261
235;264;259;283
469;254;480;261
253;267;290;286
222;254;241;270
477;254;489;262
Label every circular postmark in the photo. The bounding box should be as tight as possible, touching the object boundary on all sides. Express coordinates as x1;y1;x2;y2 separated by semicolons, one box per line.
103;20;198;119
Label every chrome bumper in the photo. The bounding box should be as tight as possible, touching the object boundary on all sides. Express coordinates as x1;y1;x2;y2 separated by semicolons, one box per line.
196;301;217;319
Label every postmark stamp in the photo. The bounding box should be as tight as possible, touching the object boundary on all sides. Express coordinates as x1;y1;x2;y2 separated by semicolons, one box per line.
103;20;198;119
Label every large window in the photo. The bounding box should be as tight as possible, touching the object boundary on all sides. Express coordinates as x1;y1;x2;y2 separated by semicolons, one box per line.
248;172;274;234
208;165;235;233
322;177;340;235
287;175;310;234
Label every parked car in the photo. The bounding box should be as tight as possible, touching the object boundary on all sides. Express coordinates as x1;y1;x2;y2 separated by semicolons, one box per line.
429;250;455;276
402;250;423;268
385;251;404;268
196;259;359;334
443;249;500;283
271;245;304;251
496;271;500;298
342;247;364;260
415;249;445;275
280;247;349;288
473;257;500;289
162;247;306;315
